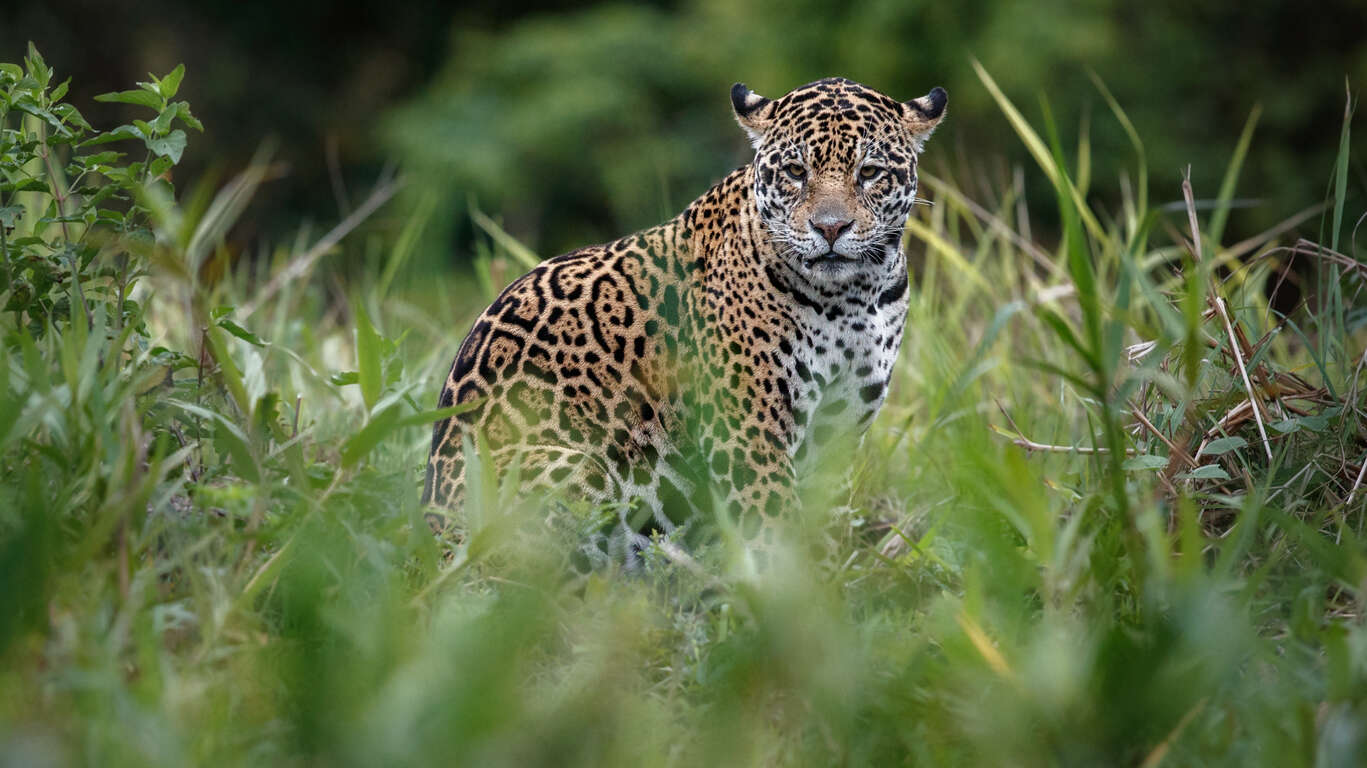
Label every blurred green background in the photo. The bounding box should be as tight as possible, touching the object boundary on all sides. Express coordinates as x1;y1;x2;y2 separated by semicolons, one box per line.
9;0;1365;258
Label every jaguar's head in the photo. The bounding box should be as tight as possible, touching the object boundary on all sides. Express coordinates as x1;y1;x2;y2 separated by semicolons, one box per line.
732;77;945;285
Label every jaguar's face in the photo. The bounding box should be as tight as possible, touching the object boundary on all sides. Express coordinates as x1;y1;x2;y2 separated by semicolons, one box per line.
732;78;946;284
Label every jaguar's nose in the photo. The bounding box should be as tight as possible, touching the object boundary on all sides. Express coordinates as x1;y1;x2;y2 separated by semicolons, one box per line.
810;216;853;247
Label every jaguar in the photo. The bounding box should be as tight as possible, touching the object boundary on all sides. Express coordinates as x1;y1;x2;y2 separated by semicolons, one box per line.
423;76;946;564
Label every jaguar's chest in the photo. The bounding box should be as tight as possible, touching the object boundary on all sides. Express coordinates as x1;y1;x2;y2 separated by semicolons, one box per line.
781;277;909;457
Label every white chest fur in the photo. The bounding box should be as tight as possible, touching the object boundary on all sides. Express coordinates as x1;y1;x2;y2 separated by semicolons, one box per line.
785;255;910;465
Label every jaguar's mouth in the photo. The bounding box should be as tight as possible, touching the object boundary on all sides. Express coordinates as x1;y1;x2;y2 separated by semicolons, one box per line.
804;251;860;270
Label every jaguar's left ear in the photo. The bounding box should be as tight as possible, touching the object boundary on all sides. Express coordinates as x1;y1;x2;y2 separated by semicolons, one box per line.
903;86;947;152
732;82;776;150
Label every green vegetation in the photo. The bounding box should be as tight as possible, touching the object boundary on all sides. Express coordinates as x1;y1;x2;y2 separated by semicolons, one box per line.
386;0;1367;263
2;42;1366;767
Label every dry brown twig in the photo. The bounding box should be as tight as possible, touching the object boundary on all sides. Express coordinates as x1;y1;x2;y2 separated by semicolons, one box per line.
1347;457;1367;507
1182;175;1274;461
1128;402;1199;470
1348;346;1367;507
993;400;1133;455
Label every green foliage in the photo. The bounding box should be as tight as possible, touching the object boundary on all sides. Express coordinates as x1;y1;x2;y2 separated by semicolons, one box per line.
0;44;201;334
2;45;1367;768
387;0;1367;264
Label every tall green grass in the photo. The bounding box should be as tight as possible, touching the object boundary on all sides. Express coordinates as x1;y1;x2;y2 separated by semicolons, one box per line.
1;51;1364;766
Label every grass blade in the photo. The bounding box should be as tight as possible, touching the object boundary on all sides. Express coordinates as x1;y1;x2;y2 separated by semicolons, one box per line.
1331;82;1353;254
1207;104;1261;249
1088;70;1148;226
972;58;1105;242
470;202;541;270
355;299;382;412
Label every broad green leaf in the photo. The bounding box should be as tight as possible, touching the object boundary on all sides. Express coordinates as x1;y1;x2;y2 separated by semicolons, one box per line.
95;89;162;109
217;317;269;347
50;103;91;131
1296;413;1329;432
82;150;123;165
174;102;204;132
153;103;178;134
13;100;70;136
148;155;173;178
159;64;185;99
146;129;187;163
1179;465;1231;481
0;179;47;194
79;124;145;147
1203;436;1247;455
1122;455;1169;471
95;209;125;226
25;43;50;88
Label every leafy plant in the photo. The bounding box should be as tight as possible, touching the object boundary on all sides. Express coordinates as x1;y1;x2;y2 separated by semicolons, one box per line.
0;43;201;335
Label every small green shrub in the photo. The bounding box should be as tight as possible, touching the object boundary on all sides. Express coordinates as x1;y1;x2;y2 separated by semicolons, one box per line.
0;43;201;335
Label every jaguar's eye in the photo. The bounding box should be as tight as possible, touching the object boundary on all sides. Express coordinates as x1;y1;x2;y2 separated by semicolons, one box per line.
859;165;883;180
784;164;806;180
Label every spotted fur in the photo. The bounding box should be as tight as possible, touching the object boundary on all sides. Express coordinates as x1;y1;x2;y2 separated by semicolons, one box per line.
424;77;946;562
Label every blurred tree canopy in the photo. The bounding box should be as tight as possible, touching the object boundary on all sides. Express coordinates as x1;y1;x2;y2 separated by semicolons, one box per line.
7;0;1365;259
388;0;1367;258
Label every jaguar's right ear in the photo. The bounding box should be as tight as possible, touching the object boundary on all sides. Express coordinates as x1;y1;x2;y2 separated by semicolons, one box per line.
731;82;775;150
903;87;948;152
